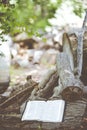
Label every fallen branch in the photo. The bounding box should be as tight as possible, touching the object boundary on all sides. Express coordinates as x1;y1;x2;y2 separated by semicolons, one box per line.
56;52;83;101
0;83;37;109
35;71;58;99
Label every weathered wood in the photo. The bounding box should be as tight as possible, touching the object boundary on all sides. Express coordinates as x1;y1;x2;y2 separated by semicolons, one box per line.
68;32;87;85
67;31;84;78
0;100;86;130
67;10;87;80
62;33;74;71
41;100;86;130
38;67;57;89
0;83;37;109
76;10;87;77
28;87;39;100
50;78;63;99
1;15;87;129
0;103;20;114
65;29;84;78
56;52;83;101
82;10;87;29
36;71;58;99
75;31;84;78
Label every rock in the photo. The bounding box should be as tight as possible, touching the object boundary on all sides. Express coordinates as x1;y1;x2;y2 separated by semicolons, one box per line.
14;32;29;41
0;35;11;93
27;49;34;62
40;49;58;65
33;50;44;64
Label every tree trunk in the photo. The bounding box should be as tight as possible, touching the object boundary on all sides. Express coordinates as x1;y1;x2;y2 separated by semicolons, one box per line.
0;100;86;130
56;52;83;101
69;31;87;86
41;100;87;130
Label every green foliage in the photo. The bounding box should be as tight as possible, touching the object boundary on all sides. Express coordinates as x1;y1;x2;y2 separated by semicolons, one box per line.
71;0;84;17
0;0;86;36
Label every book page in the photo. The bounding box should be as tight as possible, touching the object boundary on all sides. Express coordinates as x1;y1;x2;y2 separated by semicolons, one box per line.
21;100;65;122
41;100;65;122
22;101;45;121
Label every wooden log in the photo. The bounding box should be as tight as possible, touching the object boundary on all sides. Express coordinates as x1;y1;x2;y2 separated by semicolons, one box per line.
38;67;57;89
63;31;84;78
0;114;21;130
41;100;87;130
0;83;37;109
27;67;58;100
60;12;87;85
82;10;87;29
56;52;83;101
74;31;84;77
62;33;74;71
67;10;87;82
0;100;86;130
36;71;58;99
68;31;87;85
0;103;20;114
50;78;63;99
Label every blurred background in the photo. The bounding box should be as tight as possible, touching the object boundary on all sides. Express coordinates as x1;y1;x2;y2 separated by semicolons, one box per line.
0;0;87;88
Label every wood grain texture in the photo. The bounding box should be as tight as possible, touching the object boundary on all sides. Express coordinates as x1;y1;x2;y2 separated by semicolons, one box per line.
56;52;83;101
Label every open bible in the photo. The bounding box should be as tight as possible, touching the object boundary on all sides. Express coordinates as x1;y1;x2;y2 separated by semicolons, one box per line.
21;100;65;123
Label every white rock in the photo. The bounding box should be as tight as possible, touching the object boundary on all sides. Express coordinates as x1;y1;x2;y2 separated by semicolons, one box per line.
33;50;44;64
0;35;11;90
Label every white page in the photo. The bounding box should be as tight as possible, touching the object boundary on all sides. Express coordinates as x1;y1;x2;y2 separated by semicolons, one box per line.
22;101;45;121
41;100;65;122
22;100;65;122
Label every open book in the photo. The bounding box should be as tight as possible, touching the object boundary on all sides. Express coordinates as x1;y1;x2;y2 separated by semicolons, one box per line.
21;100;65;123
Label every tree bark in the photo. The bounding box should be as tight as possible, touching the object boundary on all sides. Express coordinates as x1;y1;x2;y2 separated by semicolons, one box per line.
41;100;87;130
35;70;58;99
56;52;83;101
68;31;87;85
0;83;37;109
62;33;74;71
0;100;86;130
